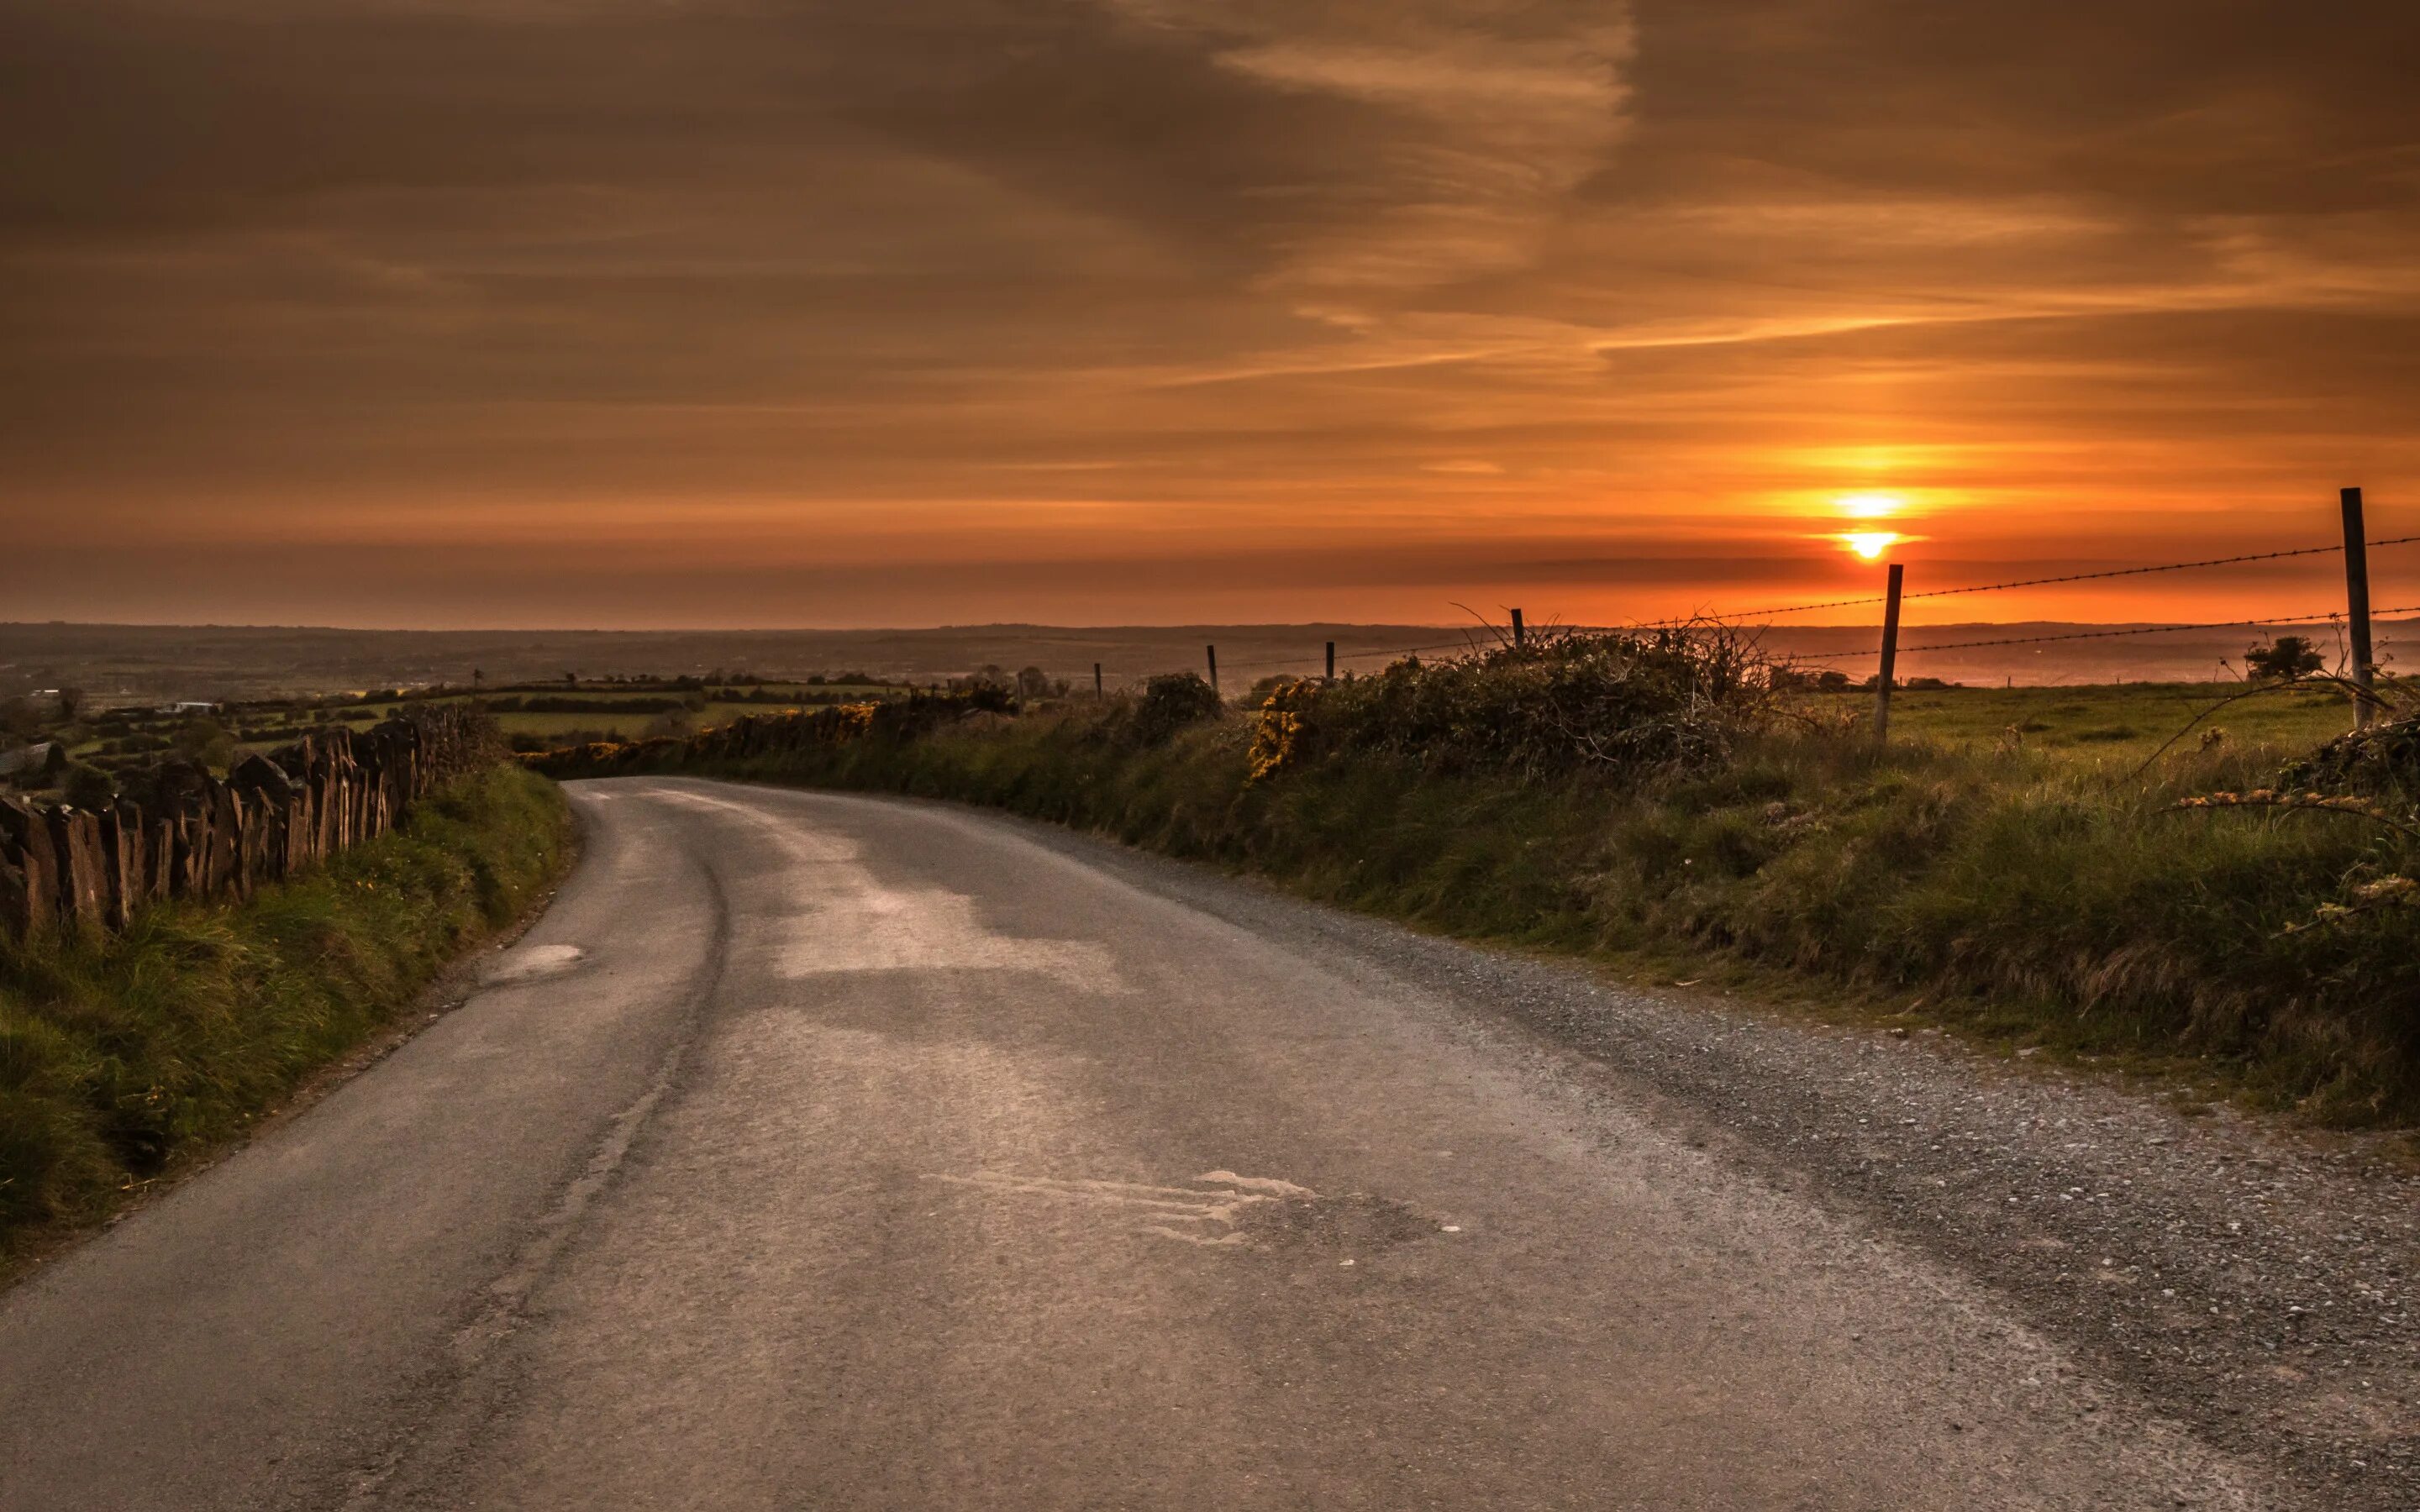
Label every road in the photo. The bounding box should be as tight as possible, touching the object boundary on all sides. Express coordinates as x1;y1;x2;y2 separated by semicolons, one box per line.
0;777;2281;1509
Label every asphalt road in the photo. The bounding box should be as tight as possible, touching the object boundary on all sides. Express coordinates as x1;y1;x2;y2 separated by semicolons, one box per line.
0;778;2286;1509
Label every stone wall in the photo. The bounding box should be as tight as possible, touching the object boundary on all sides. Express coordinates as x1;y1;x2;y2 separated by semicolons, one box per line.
0;707;494;944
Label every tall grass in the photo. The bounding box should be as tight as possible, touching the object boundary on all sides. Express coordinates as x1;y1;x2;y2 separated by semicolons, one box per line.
0;766;571;1252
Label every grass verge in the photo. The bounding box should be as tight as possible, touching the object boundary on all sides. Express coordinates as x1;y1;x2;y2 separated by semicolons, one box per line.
0;765;571;1260
626;695;2420;1128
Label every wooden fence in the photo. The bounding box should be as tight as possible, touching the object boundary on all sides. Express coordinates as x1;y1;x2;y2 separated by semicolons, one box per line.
0;707;494;944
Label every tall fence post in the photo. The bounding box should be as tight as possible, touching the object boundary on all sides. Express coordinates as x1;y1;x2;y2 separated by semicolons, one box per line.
1324;641;1336;681
1206;644;1218;697
1511;608;1526;648
1093;663;1104;699
1875;562;1904;748
2342;486;2375;730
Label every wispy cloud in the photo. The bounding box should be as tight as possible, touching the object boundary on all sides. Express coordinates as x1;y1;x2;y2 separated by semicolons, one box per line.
1102;0;1634;295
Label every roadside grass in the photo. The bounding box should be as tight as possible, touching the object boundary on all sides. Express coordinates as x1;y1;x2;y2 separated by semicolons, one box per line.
672;691;2420;1127
0;766;571;1258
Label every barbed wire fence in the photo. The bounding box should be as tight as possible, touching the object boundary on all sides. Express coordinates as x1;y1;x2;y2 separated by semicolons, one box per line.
1063;487;2407;744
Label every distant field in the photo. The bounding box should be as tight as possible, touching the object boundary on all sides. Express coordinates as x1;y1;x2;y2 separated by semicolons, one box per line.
346;687;902;747
10;672;2376;809
32;685;909;769
1817;681;2361;764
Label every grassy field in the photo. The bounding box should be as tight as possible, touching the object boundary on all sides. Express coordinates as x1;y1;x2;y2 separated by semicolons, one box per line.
0;766;572;1258
1829;681;2363;763
558;664;2420;1128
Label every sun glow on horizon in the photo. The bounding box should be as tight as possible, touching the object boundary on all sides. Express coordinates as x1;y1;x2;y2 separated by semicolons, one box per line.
1840;530;1901;560
1834;492;1906;519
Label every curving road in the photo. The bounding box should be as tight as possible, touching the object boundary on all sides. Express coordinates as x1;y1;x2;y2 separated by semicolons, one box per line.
0;778;2282;1509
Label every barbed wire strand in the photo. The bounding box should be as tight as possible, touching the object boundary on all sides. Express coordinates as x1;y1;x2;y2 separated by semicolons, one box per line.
1213;637;1501;679
1660;533;2420;623
1779;605;2420;662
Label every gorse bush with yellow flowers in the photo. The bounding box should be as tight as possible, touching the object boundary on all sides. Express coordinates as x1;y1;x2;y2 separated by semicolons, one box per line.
560;645;2420;1126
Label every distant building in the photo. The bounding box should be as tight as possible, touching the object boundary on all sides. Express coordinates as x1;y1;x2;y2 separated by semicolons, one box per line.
158;701;224;715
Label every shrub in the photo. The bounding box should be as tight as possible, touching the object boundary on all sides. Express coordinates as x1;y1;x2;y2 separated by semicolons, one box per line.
2247;635;2326;681
1246;678;1319;781
60;763;116;811
2283;716;2420;798
1248;629;1781;783
1116;673;1227;748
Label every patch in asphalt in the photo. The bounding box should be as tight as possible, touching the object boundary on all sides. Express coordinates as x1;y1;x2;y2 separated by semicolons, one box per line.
484;942;587;984
922;1169;1422;1248
1227;1189;1443;1258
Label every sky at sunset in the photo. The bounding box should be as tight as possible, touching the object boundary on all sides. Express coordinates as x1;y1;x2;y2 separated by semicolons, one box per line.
3;0;2417;630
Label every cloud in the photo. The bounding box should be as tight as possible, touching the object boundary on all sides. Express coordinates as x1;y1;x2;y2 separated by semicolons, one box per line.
1101;0;1635;295
0;0;2416;627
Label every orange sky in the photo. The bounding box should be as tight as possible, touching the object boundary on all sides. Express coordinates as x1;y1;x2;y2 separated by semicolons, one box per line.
3;0;2417;630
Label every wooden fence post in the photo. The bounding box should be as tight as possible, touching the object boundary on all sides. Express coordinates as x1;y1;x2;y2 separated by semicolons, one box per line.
1875;563;1904;748
1093;663;1103;699
1511;608;1526;648
1206;644;1218;697
1324;641;1336;681
2342;486;2375;730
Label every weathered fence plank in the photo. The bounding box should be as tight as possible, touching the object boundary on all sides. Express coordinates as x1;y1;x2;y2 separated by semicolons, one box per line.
0;708;491;944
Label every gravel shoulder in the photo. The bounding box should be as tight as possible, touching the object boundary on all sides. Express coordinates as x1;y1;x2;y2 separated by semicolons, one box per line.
995;803;2420;1509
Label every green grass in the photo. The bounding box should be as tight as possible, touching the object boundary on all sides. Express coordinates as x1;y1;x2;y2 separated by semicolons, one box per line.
648;690;2420;1127
1822;681;2360;762
0;766;572;1257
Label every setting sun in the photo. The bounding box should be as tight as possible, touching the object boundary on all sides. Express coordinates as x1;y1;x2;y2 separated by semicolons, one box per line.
1841;531;1901;560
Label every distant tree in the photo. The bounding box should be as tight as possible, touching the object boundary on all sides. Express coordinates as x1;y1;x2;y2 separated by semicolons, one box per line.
1014;665;1053;699
55;686;87;721
2245;635;2325;681
60;762;117;811
173;716;236;771
564;670;578;686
